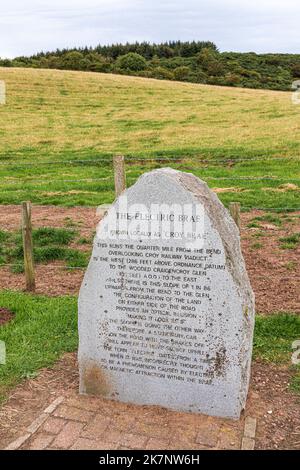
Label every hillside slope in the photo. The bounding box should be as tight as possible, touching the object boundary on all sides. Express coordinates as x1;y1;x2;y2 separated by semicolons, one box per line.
1;67;300;158
0;67;299;207
4;40;300;91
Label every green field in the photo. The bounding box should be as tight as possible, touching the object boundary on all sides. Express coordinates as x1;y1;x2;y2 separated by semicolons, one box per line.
0;67;299;209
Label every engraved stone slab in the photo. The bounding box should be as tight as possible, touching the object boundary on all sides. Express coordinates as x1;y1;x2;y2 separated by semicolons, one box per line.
78;168;255;419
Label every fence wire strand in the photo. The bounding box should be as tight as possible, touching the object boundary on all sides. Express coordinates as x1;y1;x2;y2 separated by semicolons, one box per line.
0;155;299;167
2;177;114;185
1;176;300;186
0;263;85;269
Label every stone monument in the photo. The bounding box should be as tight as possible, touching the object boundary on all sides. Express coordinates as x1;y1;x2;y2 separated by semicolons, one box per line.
78;168;255;419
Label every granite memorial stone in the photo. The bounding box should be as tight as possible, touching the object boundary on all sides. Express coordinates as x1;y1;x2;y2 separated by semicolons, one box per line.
78;168;255;419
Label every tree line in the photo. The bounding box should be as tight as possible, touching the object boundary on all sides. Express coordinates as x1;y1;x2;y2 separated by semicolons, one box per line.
1;41;300;91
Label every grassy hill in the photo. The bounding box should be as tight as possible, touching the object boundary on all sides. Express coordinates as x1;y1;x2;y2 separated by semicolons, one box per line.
0;67;299;208
4;41;300;91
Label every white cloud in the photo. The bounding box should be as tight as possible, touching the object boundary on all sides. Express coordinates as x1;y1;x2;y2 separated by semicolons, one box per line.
1;0;300;58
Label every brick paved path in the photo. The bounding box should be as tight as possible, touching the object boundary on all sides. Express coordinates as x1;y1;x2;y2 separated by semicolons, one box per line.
5;392;255;450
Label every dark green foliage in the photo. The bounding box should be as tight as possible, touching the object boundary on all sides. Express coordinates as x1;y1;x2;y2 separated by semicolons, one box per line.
291;63;300;78
2;41;299;91
94;41;217;59
174;66;191;81
150;66;175;80
116;53;147;71
62;51;84;70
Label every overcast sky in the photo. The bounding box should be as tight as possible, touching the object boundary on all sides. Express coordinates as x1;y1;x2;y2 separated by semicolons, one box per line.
1;0;299;58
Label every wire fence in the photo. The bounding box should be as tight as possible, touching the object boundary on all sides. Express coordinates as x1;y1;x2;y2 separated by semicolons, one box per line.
2;176;300;186
0;152;299;211
0;263;85;270
0;152;299;290
0;154;300;166
1;177;114;185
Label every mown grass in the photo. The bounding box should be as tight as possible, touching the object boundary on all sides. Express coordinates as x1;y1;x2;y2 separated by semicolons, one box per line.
0;227;89;272
254;314;300;363
254;314;300;392
0;68;299;208
0;291;77;402
0;291;299;402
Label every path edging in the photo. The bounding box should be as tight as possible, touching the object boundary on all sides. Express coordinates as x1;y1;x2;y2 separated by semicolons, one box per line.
4;396;64;450
241;416;257;450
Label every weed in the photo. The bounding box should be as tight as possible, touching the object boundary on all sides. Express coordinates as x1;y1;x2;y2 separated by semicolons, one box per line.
279;233;300;249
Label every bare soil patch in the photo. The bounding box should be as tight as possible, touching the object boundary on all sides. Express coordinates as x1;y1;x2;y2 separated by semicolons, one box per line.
242;210;300;314
248;361;300;450
0;308;14;326
0;205;299;313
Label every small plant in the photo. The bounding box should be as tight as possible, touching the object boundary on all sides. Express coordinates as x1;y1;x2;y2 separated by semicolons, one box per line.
33;227;76;246
11;262;24;274
251;241;263;250
64;249;89;269
252;231;264;238
0;230;9;243
64;217;78;228
77;237;91;245
247;221;260;228
34;246;66;263
279;233;300;250
253;213;282;227
285;261;298;271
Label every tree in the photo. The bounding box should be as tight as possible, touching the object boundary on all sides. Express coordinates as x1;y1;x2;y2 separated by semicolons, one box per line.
174;66;191;81
84;53;111;72
197;48;224;76
291;63;300;78
224;72;241;86
197;48;217;65
116;53;147;71
47;55;61;69
151;67;174;80
62;51;84;70
0;58;12;67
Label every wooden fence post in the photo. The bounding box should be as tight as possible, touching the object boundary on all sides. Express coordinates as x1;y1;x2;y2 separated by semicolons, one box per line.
113;155;126;198
21;201;35;292
229;202;241;232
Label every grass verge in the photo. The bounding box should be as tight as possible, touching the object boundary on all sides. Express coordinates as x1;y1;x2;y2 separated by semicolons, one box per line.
254;314;300;392
0;291;77;403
